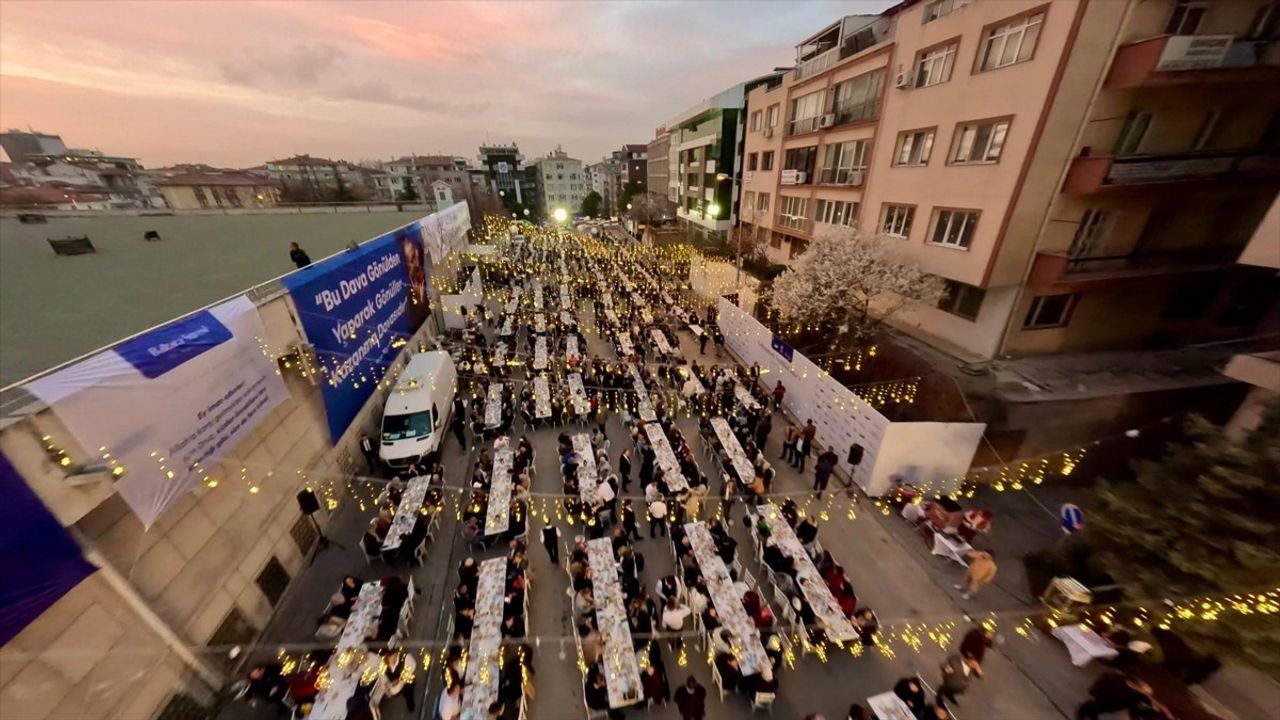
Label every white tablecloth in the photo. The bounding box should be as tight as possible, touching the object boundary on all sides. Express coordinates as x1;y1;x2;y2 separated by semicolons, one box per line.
711;417;754;486
492;342;508;369
566;336;580;363
640;307;653;326
485;383;504;428
560;311;574;327
461;559;507;720
689;324;704;337
533;336;549;371
644;424;688;492
735;384;760;410
310;583;384;719
867;691;915;720
587;539;643;708
1052;624;1119;667
685;523;767;674
650;329;672;355
485;447;514;536
931;533;972;566
534;313;547;334
532;282;544;311
568;373;590;415
630;366;657;422
761;503;857;642
381;476;431;552
534;376;553;419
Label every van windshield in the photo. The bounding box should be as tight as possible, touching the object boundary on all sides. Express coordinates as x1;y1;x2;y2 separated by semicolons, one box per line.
382;410;432;441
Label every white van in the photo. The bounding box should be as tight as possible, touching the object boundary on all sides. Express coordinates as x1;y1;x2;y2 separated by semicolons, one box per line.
379;350;457;470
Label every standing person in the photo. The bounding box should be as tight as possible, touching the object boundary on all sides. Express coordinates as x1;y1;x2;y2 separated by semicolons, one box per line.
358;433;379;475
698;329;709;355
713;329;725;357
648;492;668;538
794;419;817;472
288;242;312;268
541;524;561;566
955;550;997;600
382;649;418;711
674;676;707;720
754;414;772;451
621;500;642;541
772;380;786;409
813;453;834;494
937;653;977;708
781;423;799;464
450;409;468;450
959;625;995;676
619;448;633;491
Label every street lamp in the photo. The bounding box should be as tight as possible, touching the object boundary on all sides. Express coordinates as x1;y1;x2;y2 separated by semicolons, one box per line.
553;207;568;224
714;170;744;293
523;208;530;216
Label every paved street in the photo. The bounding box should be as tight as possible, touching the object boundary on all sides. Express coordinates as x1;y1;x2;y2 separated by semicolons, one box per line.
223;260;1119;720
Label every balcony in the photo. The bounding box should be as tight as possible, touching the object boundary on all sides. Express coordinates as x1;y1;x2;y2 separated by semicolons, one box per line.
793;16;894;82
1104;34;1280;88
1028;245;1244;286
1062;149;1280;194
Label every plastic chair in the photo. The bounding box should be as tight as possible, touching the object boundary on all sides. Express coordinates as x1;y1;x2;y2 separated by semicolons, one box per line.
751;691;776;714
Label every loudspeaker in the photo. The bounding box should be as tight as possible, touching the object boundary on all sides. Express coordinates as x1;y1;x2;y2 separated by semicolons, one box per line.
296;489;321;516
847;443;864;467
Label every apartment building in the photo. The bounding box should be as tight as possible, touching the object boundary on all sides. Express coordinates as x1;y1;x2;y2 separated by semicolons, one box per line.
477;143;527;209
154;170;280;210
586;157;622;213
620;143;648;192
647;130;672;203
744;0;1280;362
531;147;587;218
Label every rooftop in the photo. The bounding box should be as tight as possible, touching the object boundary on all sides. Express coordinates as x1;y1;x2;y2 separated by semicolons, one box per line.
0;211;427;386
154;172;271;187
265;154;343;167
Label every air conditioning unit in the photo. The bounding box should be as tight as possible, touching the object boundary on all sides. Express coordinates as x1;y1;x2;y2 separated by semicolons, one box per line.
894;72;912;88
818;114;836;129
763;127;775;139
794;171;808;184
844;170;865;186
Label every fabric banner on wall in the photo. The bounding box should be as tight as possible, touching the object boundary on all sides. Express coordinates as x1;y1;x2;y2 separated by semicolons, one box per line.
283;222;430;441
441;267;484;331
423;201;470;263
717;298;984;496
0;452;95;646
26;296;289;528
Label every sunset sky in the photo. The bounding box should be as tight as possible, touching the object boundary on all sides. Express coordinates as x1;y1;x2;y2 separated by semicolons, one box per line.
0;1;893;168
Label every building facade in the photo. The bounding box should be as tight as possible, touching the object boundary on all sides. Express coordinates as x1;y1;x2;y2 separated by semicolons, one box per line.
477;143;527;209
646;131;672;203
265;155;367;202
586;158;621;215
531;147;586;218
0;130;69;164
155;171;280;210
619;143;648;193
742;0;1280;361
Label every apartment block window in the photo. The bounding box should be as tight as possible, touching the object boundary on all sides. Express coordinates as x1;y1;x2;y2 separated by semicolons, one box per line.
978;12;1044;71
830;69;885;124
757;192;771;213
815;199;858;227
1023;293;1078;329
881;204;915;237
895;129;935;166
193;187;210;208
788;90;826;135
819;141;868;184
1245;2;1279;40
750;111;762;131
937;280;986;320
914;43;958;87
766;104;780;128
1068;208;1109;258
952;119;1010;164
1113;110;1152;155
226;188;243;208
743;191;756;213
778;195;808;230
1191;108;1222;150
1166;0;1208;34
747;153;759;171
923;0;966;23
783;146;818;182
761;151;775;171
687;174;699;188
930;209;979;248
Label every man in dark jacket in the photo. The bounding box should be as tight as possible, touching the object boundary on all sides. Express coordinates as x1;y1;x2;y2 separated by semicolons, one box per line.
813;454;835;493
674;676;707;719
289;242;312;268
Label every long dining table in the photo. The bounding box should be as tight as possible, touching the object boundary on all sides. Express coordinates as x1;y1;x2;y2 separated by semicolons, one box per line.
484;383;504;428
381;476;431;553
571;433;602;504
485;446;514;536
710;417;755;486
309;583;385;719
586;538;643;709
684;523;768;675
567;373;590;416
760;502;858;642
533;376;553;419
629;366;657;422
460;558;507;720
533;336;549;371
643;423;689;492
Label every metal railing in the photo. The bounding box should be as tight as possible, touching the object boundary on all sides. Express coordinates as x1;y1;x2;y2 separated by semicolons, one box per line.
1064;244;1244;275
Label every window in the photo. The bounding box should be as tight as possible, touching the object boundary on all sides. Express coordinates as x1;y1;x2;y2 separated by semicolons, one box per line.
881;204;915;237
830;69;885;124
757;192;770;213
815;199;858;226
226;187;243;208
1191;108;1222;150
766;104;780;128
937;280;986;320
788;91;826;135
930;209;979;248
895;129;935;166
1068;208;1109;258
1246;2;1279;39
193;187;209;208
1023;294;1078;329
923;0;966;23
687;174;699;188
1113;110;1152;155
761;151;775;171
952;119;1010;164
914;43;958;87
778;196;808;230
1166;0;1208;34
783;146;818;181
770;231;783;249
978;12;1044;71
747;153;759;171
819;140;868;184
743;191;756;213
750;110;762;131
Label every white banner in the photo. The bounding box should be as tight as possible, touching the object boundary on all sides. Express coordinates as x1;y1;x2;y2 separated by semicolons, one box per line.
26;296;289;528
717;298;983;496
441;267;485;331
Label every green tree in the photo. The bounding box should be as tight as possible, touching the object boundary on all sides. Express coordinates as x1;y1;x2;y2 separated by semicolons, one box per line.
1092;403;1280;674
618;180;643;215
581;191;602;218
396;181;420;203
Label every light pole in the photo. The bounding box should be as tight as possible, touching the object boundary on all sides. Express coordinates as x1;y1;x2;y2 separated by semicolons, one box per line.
713;170;743;294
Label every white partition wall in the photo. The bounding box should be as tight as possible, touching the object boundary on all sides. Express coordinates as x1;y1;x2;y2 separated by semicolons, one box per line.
717;298;984;496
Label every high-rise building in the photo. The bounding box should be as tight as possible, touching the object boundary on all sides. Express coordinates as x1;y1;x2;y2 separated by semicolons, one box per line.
647;130;672;204
619;143;648;193
532;147;586;218
477;143;527;209
0;129;68;164
741;0;1280;363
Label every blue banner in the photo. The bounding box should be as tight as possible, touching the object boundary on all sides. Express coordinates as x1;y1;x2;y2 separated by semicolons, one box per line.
283;223;430;441
115;310;233;379
0;453;94;646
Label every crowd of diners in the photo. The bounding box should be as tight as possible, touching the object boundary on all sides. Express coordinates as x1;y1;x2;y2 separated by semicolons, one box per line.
359;464;444;565
460;435;533;548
